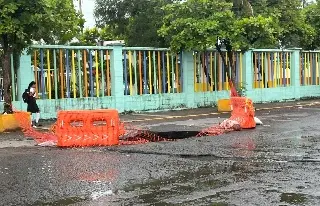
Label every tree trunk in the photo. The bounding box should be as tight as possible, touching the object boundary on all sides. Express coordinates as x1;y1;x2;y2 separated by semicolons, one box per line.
2;52;12;113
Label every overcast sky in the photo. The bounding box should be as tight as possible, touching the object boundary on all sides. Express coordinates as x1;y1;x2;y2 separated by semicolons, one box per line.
74;0;96;28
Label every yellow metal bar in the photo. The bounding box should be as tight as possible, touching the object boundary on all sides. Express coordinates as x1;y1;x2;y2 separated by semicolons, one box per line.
225;52;228;90
47;50;51;99
175;54;179;93
218;55;222;91
157;51;162;93
46;51;49;95
304;53;307;85
254;53;257;88
106;50;110;96
59;49;64;98
71;50;76;98
129;51;133;95
226;72;229;90
210;52;213;91
166;51;170;93
138;51;142;94
194;53;197;92
239;53;242;87
286;53;289;85
148;51;152;94
278;52;281;86
274;53;276;87
317;54;319;85
280;53;283;86
95;50;99;97
308;53;311;85
34;51;38;97
261;52;264;88
83;50;88;97
309;53;313;85
202;54;206;91
268;53;271;87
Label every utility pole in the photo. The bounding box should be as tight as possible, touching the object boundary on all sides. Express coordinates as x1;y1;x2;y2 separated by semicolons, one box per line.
79;0;83;15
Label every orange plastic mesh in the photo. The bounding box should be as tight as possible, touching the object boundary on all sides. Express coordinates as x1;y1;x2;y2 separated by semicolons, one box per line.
229;97;256;129
13;111;58;144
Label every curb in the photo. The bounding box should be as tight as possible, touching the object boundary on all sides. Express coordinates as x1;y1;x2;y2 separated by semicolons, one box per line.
123;102;320;123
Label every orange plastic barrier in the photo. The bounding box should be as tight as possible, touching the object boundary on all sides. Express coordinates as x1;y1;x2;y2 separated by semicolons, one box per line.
229;97;256;129
55;109;122;147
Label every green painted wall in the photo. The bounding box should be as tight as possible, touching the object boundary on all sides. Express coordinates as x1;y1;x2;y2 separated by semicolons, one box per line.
9;46;320;119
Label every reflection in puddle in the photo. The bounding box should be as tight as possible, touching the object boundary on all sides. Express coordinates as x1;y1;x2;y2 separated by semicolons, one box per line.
31;196;87;205
91;190;113;200
280;193;307;204
232;136;256;151
78;170;116;182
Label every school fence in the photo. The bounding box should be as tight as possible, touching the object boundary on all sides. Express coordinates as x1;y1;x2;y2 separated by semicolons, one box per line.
3;46;320;119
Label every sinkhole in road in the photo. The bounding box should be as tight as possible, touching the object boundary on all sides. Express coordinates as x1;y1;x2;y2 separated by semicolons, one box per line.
152;131;199;140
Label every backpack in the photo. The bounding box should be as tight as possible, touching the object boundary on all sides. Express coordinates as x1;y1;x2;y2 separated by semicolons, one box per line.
22;91;28;103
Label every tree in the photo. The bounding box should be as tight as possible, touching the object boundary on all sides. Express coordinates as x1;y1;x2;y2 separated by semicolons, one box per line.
230;0;253;17
303;2;320;49
94;0;172;47
94;0;132;36
248;0;315;48
231;15;280;50
0;0;82;112
71;26;119;46
159;0;236;51
159;0;279;51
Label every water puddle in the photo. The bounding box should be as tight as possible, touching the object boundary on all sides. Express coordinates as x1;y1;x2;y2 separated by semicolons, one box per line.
280;193;307;205
90;190;113;200
30;196;87;206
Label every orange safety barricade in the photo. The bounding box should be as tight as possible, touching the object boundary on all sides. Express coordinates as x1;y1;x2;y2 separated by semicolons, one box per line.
13;111;32;131
55;109;122;147
229;97;256;129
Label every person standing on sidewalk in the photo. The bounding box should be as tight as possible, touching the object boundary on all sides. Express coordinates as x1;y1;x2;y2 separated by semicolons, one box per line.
22;81;42;128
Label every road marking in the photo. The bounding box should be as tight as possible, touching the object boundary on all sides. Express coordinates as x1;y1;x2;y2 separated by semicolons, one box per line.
123;102;320;123
272;107;282;109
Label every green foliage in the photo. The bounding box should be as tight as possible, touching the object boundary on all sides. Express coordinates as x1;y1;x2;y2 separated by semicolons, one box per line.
159;0;235;51
0;0;82;51
303;3;320;49
94;0;172;47
158;0;318;51
72;26;120;46
0;0;82;107
231;15;280;50
250;0;316;48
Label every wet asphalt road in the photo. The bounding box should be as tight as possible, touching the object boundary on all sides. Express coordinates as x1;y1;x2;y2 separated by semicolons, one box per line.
1;102;320;205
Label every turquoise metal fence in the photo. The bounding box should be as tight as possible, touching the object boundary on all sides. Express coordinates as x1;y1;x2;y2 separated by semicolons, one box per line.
30;45;113;100
193;50;243;92
252;50;293;89
122;48;182;95
6;46;320;119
